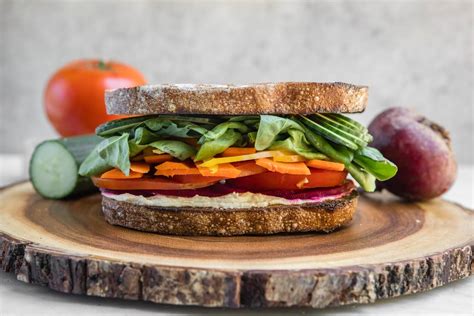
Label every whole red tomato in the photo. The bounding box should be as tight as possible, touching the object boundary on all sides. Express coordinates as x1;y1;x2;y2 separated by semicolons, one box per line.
44;59;146;136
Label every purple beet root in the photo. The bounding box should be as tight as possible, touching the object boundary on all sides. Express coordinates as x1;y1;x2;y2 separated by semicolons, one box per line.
368;107;457;200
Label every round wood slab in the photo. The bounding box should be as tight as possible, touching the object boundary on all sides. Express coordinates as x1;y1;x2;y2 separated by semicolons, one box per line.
0;182;472;308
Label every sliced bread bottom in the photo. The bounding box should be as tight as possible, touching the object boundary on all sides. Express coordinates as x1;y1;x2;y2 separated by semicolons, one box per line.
101;191;358;236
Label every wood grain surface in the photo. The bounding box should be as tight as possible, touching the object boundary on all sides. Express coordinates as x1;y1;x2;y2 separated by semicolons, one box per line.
0;182;472;308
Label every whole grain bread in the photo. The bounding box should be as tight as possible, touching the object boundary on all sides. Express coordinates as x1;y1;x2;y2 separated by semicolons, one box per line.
105;82;368;115
101;191;358;236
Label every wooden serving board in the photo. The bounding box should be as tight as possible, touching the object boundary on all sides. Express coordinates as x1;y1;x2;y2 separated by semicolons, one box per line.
0;182;472;308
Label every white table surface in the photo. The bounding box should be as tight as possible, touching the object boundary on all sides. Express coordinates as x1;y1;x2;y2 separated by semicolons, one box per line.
0;154;472;315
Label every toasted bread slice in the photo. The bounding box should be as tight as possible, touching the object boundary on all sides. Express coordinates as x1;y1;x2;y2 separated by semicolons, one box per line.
101;191;358;236
105;82;368;115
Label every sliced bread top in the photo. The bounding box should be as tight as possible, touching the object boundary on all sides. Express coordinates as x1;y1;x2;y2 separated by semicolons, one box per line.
105;82;368;115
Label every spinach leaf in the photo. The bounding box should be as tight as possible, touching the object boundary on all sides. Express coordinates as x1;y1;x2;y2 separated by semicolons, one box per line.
148;140;196;161
195;129;241;161
354;147;398;181
133;127;160;145
78;142;112;176
270;130;327;160
199;122;248;143
345;163;377;192
145;119;207;138
79;134;143;176
128;140;148;157
332;143;355;163
96;133;131;175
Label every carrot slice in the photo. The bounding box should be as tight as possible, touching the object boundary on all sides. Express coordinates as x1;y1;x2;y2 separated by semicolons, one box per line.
233;161;267;177
155;161;194;171
144;154;173;164
198;163;241;178
155;161;201;177
255;158;311;175
221;147;257;157
100;169;144;179
130;162;150;174
306;159;345;172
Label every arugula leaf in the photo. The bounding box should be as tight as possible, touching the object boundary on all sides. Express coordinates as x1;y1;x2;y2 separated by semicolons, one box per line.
96;115;156;137
354;147;398;181
158;115;223;124
270;130;327;160
226;115;260;122
147;140;196;161
96;133;131;175
224;115;260;127
195;129;241;161
255;115;303;150
96;115;211;140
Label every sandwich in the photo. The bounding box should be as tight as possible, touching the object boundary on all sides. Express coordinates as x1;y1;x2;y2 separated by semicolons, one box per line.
79;82;397;236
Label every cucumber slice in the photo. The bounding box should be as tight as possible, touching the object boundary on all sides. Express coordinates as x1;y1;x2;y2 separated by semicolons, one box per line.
29;135;102;199
314;114;368;137
323;114;373;143
310;115;369;148
326;113;368;132
299;115;359;150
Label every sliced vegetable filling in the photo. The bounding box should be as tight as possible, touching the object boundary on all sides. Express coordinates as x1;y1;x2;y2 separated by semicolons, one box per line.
80;114;397;193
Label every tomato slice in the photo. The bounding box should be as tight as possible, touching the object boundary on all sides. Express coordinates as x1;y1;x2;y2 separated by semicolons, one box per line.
92;176;217;191
93;166;347;191
171;174;225;183
228;169;348;190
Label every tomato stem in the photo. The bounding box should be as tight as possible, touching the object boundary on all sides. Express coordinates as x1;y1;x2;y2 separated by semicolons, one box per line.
97;60;110;70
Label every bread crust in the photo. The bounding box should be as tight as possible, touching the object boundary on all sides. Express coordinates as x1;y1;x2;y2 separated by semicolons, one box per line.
101;191;358;236
105;82;368;115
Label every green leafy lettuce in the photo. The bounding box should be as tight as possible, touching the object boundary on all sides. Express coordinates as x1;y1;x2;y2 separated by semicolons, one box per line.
255;115;304;150
79;113;397;192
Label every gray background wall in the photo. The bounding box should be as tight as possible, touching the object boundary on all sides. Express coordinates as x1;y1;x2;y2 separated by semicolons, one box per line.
1;0;472;163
